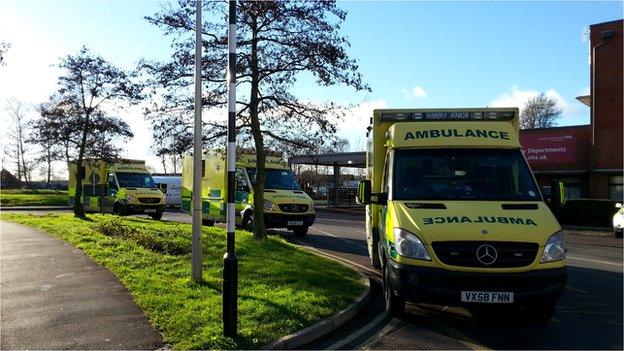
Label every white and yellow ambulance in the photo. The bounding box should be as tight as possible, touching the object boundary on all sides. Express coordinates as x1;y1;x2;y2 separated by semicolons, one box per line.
68;159;166;219
181;149;315;236
357;108;567;322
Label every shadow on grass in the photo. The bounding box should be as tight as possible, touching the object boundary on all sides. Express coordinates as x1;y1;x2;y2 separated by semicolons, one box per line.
75;215;94;222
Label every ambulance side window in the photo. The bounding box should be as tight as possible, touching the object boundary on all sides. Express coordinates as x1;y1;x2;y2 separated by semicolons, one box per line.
235;168;250;193
107;174;118;196
382;155;390;194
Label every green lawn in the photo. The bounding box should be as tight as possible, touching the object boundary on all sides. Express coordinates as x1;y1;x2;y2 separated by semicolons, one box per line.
0;213;364;349
0;189;68;206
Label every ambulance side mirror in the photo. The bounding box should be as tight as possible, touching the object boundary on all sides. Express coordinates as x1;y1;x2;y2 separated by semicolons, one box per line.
157;183;167;194
357;180;372;205
551;180;566;207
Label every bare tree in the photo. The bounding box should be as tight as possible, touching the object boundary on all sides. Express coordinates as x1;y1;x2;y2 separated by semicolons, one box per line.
520;93;562;129
29;104;66;187
43;46;140;218
0;41;10;66
143;0;368;238
5;98;32;185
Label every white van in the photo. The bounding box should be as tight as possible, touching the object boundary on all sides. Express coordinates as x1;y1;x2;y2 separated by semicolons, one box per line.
152;175;182;207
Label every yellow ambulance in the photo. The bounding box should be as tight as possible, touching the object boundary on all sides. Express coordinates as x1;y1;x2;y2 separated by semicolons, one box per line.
181;149;315;236
357;108;567;322
68;159;166;219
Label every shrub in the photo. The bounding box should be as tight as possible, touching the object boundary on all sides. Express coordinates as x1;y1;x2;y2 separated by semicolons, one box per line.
94;218;191;255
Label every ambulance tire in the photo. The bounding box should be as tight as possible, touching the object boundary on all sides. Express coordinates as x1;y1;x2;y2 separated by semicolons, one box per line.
383;260;405;318
293;226;308;237
202;219;215;226
242;211;254;232
113;202;127;216
370;231;381;269
522;300;556;324
150;211;163;220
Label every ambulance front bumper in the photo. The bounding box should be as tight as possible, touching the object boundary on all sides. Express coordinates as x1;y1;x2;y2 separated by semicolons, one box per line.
263;213;316;228
387;260;567;306
125;204;166;214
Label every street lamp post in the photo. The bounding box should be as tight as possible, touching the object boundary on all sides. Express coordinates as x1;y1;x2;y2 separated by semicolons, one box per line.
191;0;203;283
223;0;238;338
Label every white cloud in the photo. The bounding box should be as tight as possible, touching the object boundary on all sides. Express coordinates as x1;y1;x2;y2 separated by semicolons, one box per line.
580;86;590;96
489;84;572;117
401;85;427;100
335;99;387;151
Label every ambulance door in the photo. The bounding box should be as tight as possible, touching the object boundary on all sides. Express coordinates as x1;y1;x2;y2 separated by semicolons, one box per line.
103;173;118;213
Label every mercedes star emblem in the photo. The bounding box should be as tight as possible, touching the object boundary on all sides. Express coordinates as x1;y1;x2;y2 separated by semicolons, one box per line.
292;205;299;212
476;244;497;265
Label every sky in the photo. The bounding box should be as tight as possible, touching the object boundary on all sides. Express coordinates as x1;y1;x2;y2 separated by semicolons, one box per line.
0;0;621;178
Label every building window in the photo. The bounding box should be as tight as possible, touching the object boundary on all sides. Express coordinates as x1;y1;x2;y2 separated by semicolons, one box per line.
563;177;583;200
610;176;623;201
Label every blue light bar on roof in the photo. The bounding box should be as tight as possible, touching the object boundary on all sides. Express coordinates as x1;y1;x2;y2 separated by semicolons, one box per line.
380;110;515;122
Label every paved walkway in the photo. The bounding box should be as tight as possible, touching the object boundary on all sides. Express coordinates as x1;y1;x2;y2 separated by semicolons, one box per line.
0;221;163;349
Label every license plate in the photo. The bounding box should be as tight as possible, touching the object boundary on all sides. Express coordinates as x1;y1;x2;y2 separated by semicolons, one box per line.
144;209;157;213
287;221;304;226
461;291;514;304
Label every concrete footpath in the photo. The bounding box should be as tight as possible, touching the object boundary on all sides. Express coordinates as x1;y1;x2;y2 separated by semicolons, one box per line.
0;221;163;349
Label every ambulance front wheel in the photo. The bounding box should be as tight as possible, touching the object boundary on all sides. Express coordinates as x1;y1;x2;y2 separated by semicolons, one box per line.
383;259;405;317
242;211;254;232
370;230;381;269
293;226;308;237
202;219;215;226
113;203;127;216
150;211;163;220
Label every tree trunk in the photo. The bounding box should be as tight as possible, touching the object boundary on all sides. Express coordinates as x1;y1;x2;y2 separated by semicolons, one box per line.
15;143;21;187
46;146;52;188
161;154;167;175
17;121;29;186
73;113;90;218
249;16;267;240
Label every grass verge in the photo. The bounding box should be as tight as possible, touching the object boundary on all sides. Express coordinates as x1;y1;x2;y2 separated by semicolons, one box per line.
0;189;68;206
0;213;364;349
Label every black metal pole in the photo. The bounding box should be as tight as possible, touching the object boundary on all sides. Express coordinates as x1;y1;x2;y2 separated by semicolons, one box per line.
223;0;238;338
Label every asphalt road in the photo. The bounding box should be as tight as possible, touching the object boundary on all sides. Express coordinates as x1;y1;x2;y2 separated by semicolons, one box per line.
293;211;624;350
4;208;623;349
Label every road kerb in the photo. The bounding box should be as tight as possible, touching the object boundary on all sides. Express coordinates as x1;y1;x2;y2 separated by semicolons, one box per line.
263;241;372;350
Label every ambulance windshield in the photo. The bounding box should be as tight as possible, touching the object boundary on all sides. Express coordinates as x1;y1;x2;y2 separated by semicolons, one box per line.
116;172;156;188
247;168;301;191
393;149;540;201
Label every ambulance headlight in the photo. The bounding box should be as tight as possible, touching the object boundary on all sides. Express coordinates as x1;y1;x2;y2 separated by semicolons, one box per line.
393;228;431;260
125;195;136;202
309;202;315;213
540;231;566;263
263;200;278;212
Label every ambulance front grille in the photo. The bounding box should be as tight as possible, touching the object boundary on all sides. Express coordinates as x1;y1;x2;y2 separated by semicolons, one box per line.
278;204;309;213
139;197;160;204
432;241;538;268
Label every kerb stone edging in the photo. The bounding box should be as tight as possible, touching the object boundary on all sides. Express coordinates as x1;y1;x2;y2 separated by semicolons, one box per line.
263;243;371;350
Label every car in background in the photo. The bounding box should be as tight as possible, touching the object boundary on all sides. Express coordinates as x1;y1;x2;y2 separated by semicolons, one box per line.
613;203;623;238
153;175;182;208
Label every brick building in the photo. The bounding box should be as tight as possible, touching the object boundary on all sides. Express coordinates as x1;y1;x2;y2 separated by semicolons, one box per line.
521;19;623;200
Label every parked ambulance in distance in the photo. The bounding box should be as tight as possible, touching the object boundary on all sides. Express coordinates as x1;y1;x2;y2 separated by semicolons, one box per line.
181;149;315;236
357;108;567;323
68;159;166;219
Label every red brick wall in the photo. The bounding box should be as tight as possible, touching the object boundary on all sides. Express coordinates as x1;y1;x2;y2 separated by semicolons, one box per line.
590;19;623;199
